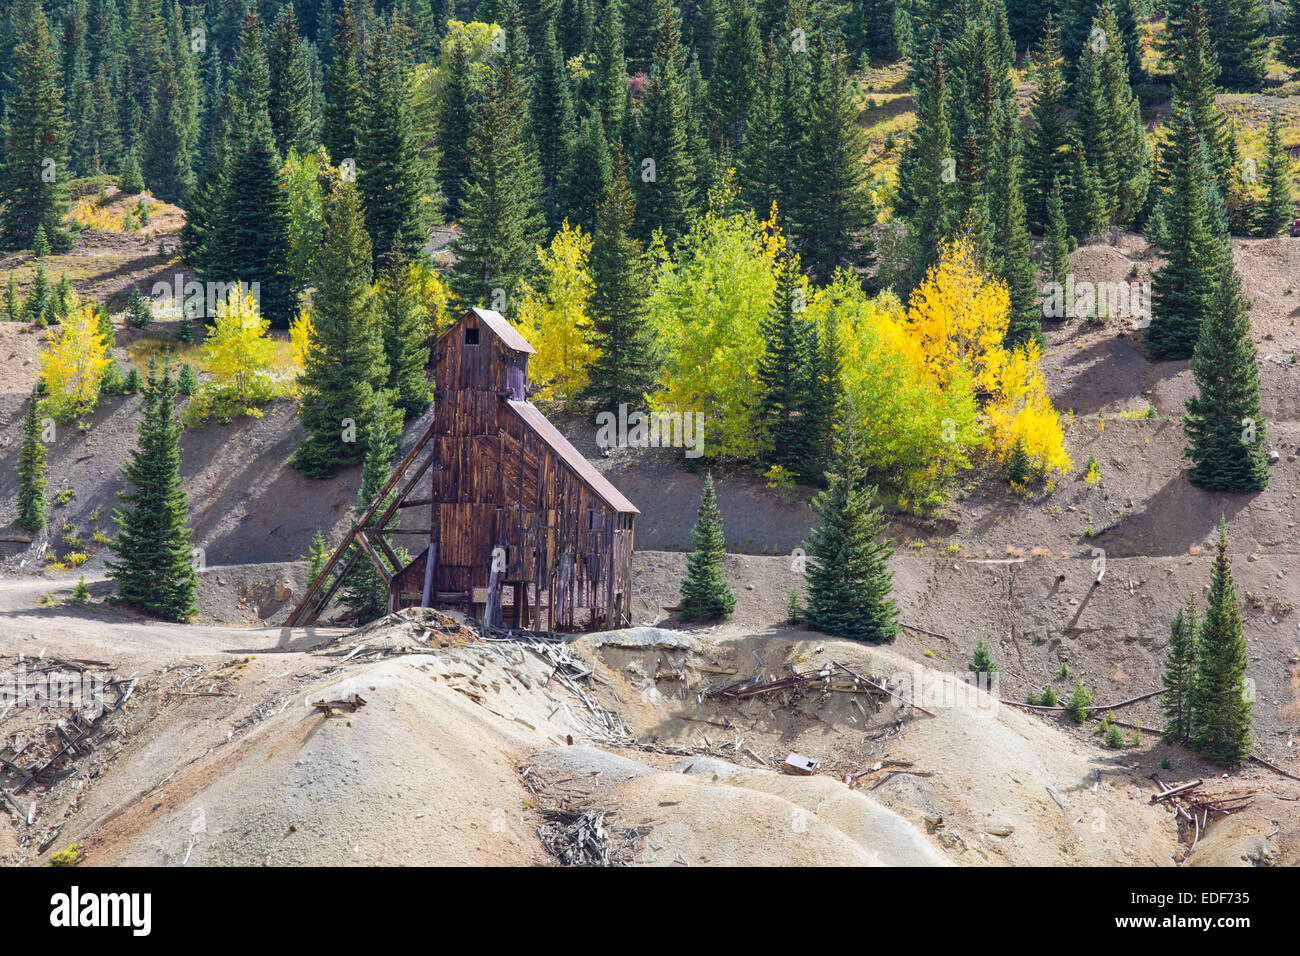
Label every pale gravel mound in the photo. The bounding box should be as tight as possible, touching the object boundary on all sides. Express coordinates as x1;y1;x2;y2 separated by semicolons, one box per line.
524;746;880;866
669;757;952;866
77;654;589;866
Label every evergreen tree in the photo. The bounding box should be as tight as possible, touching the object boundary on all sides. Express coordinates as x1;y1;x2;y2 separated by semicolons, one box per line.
1148;106;1230;359
16;390;48;533
106;362;198;622
306;528;329;582
0;0;70;250
176;361;198;394
208;129;298;327
1190;520;1253;764
358;23;426;271
679;473;736;620
802;440;900;643
438;31;477;219
899;40;957;289
1065;679;1091;722
376;246;431;419
583;150;658;411
991;106;1042;350
1059;0;1142;86
595;0;626;142
1183;261;1269;491
268;4;317;156
558;109;612;235
126;284;152;328
5;272;19;321
969;636;998;680
1024;21;1070;229
1160;597;1199;746
118;151;144;193
141;56;195;203
341;390;402;622
294;181;389;478
792;36;876;283
1166;4;1233;199
1282;0;1300;72
531;12;577;232
758;253;817;475
634;3;696;243
90;65;124;172
1072;4;1148;227
323;2;365;164
707;0;761;153
448;53;543;311
1042;178;1071;286
1212;0;1268;90
1258;111;1295;236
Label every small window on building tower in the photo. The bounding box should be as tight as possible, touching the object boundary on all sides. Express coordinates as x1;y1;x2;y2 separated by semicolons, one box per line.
465;325;480;345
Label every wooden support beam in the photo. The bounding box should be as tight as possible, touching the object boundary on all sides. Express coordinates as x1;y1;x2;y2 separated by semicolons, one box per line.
285;425;437;626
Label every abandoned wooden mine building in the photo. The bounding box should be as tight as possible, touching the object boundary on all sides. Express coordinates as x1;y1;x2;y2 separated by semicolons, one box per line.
286;307;639;631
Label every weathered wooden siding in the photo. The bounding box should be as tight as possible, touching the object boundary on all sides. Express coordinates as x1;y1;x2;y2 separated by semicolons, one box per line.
390;310;635;630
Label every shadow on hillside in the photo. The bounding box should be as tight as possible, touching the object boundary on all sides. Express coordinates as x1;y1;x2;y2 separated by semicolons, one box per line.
1093;472;1259;557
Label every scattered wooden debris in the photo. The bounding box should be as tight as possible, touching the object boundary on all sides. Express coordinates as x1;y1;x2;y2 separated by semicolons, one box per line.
312;693;367;716
706;660;935;717
1150;774;1253;852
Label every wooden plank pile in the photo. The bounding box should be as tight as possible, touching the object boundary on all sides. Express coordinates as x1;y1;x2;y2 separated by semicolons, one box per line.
1150;773;1254;851
706;661;935;717
0;659;136;801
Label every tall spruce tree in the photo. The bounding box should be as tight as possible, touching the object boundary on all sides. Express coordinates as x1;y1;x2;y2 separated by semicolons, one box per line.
758;253;818;475
268;4;317;156
376;246;431;419
142;55;195;203
679;473;736;620
1161;597;1199;746
323;2;365;164
1183;261;1269;491
1283;0;1300;72
1024;21;1070;228
531;12;578;233
438;31;477;219
558;108;612;235
358;23;426;272
634;2;697;243
1072;3;1148;228
1;0;70;250
584;150;658;411
792;36;876;283
1258;112;1295;236
595;0;627;143
106;362;198;622
990;104;1042;349
448;51;542;311
899;40;957;289
294;181;390;478
707;0;761;153
16;390;48;533
1042;177;1071;284
1147;106;1229;359
802;440;900;643
1190;520;1253;764
1212;0;1268;90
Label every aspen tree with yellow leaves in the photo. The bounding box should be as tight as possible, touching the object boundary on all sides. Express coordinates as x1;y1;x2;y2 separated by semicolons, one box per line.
37;297;111;422
186;286;276;423
517;221;598;406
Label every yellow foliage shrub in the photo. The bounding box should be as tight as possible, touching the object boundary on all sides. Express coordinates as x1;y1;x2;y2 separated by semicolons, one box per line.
38;297;111;422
